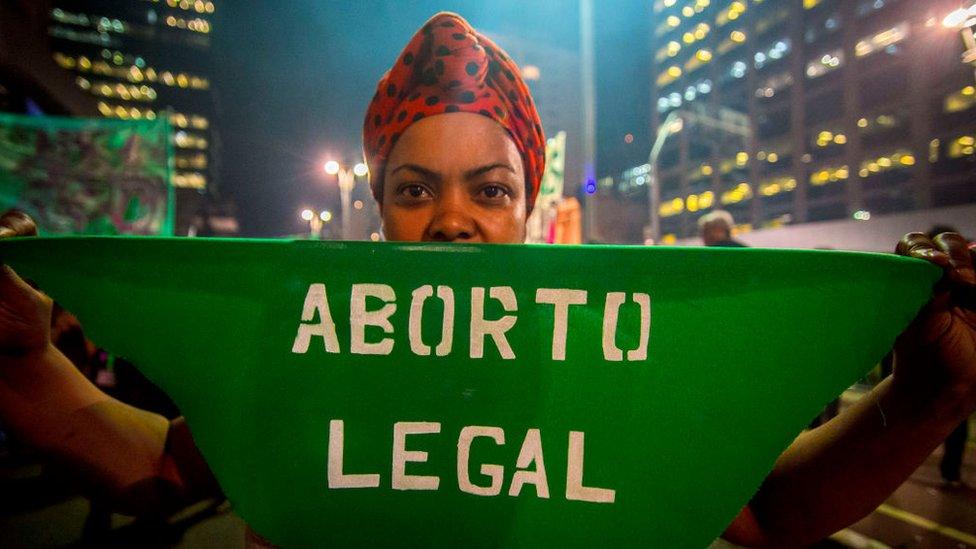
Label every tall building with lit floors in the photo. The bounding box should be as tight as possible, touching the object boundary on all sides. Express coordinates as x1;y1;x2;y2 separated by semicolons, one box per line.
602;0;976;244
1;0;227;235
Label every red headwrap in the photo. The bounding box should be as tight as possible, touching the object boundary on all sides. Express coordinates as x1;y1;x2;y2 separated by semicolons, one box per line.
363;12;546;211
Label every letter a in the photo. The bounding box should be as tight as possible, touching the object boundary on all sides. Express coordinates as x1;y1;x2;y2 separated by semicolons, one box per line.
292;283;340;354
508;429;550;498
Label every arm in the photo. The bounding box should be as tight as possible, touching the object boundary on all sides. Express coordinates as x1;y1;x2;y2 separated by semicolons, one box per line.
0;211;220;515
724;233;976;547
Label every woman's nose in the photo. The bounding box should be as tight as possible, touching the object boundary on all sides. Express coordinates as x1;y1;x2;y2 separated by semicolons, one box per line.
426;189;477;242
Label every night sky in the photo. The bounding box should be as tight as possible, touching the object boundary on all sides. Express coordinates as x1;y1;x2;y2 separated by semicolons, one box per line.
211;1;649;236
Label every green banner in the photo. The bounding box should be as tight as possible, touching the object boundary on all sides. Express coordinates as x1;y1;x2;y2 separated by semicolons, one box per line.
0;238;938;547
0;113;173;236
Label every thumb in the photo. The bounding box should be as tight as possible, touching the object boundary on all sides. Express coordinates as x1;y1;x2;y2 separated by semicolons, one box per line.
0;210;38;238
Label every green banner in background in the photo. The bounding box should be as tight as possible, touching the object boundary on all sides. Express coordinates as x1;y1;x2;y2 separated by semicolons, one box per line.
0;113;173;236
0;238;939;547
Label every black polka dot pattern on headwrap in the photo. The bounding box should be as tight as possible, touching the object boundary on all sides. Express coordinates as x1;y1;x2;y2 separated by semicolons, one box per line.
363;12;546;211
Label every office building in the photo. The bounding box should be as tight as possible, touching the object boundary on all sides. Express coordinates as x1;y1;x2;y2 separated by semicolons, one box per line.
603;0;976;243
2;0;226;234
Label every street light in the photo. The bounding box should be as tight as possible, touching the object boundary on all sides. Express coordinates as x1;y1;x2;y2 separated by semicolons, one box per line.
944;5;976;28
299;208;332;239
322;159;369;240
645;106;750;244
943;3;976;82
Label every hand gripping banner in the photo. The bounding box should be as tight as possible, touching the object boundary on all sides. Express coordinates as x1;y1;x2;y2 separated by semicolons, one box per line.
0;237;939;547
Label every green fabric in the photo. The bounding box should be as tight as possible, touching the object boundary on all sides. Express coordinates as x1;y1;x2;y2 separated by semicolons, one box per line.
0;113;173;236
0;237;939;547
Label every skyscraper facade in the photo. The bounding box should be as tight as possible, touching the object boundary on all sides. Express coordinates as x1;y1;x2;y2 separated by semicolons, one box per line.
609;0;976;243
1;0;221;233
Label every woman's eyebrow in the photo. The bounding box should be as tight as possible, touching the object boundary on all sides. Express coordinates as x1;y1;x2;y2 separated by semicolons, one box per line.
390;163;440;181
463;163;516;179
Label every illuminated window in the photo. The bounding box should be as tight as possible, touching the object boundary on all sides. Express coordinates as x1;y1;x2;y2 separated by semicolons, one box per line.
716;1;747;26
857;150;914;177
754;39;791;69
82;80;158;102
53;53;211;90
759;176;797;196
173;172;207;189
659;197;685;217
854;22;908;57
805;48;843;78
175;153;208;169
174;131;209;150
97;100;158;121
755;71;793;98
656;65;683;87
756;145;789;163
656;40;682;62
944;86;976;113
165;14;211;33
729;60;748;79
721;183;752;205
686;191;715;212
948;135;976;159
809;165;850;185
718;29;747;54
812;128;847;148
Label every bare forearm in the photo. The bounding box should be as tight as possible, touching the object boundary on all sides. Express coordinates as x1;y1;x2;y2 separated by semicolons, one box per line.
0;344;109;420
745;375;972;546
0;344;178;513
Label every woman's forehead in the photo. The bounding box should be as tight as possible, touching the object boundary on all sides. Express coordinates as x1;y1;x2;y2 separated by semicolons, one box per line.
386;112;522;173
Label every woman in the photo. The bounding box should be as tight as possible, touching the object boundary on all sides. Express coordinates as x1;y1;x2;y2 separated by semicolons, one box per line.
1;12;975;547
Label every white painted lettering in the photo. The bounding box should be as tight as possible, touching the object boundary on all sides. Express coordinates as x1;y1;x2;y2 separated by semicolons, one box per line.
565;431;615;503
291;283;340;354
470;287;518;359
408;285;455;357
629;293;651;361
392;422;441;490
327;420;380;488
508;428;550;498
535;289;588;361
457;426;505;496
602;292;626;361
350;284;397;355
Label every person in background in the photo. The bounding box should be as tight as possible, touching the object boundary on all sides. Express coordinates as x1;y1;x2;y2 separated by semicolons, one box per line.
699;209;748;247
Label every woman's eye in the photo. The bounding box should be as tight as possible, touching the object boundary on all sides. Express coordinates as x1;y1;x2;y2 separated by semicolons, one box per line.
481;185;508;199
399;184;430;199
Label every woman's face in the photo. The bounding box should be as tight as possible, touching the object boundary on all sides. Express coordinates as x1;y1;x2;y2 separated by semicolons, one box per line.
380;112;527;244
